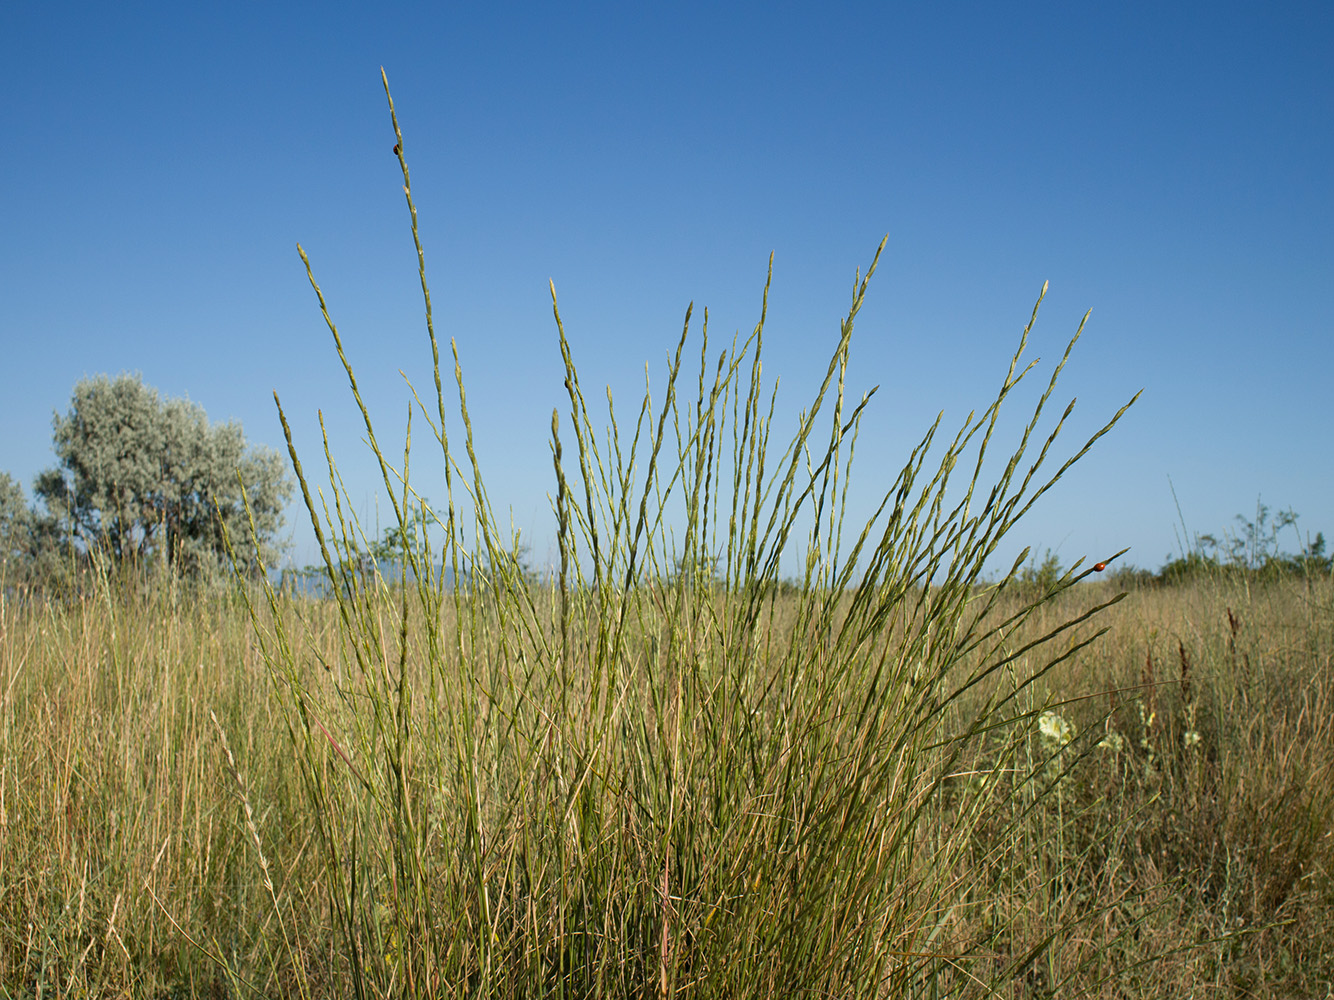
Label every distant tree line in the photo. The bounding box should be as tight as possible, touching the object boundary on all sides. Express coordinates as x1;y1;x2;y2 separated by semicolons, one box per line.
1146;500;1331;585
1016;500;1331;593
1;374;292;591
5;376;1326;599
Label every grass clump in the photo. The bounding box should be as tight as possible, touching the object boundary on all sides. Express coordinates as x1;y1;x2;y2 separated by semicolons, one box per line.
229;71;1144;999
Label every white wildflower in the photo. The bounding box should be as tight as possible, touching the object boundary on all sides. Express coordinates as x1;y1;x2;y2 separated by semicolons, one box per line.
1038;710;1076;749
1099;730;1125;752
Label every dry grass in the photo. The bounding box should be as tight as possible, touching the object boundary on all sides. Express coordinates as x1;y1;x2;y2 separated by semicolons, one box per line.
2;573;1330;998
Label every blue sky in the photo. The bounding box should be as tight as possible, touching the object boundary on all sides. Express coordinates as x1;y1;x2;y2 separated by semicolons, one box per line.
2;2;1331;576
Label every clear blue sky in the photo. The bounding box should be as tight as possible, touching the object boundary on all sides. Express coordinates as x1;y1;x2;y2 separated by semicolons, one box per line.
2;2;1331;576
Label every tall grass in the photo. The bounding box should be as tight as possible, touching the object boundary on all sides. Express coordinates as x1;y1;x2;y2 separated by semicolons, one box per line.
4;570;1331;996
229;71;1146;998
0;565;322;999
8;73;1330;1000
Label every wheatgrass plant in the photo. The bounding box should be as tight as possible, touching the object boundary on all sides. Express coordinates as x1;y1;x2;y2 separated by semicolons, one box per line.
229;71;1148;999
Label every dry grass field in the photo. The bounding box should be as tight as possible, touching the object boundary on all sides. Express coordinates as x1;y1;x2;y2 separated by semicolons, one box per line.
6;73;1330;1000
2;569;1330;998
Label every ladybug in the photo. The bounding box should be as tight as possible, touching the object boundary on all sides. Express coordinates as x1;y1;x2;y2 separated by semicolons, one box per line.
392;143;401;155
1093;562;1107;572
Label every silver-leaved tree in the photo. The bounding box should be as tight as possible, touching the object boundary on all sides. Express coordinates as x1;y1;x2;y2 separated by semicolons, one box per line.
29;374;293;578
0;472;36;577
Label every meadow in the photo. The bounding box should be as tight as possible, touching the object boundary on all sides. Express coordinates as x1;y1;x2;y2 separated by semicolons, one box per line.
3;76;1331;999
2;569;1331;999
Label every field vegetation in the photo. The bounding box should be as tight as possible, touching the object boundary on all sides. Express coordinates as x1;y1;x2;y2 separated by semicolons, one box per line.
2;75;1331;998
3;567;1331;998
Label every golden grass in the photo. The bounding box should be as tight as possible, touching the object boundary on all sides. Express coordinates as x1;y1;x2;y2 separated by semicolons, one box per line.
1;573;1330;998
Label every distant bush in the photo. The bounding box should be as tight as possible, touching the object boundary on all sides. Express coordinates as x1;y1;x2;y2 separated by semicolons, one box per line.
1105;562;1157;589
1156;500;1331;585
1055;500;1334;590
1008;501;1331;593
1015;548;1067;594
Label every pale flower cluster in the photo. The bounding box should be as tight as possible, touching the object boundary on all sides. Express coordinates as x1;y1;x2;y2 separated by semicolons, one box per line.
1098;730;1126;752
1038;710;1076;749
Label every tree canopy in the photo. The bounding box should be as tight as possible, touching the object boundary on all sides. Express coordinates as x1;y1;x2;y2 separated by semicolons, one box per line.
20;374;293;578
0;472;33;572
